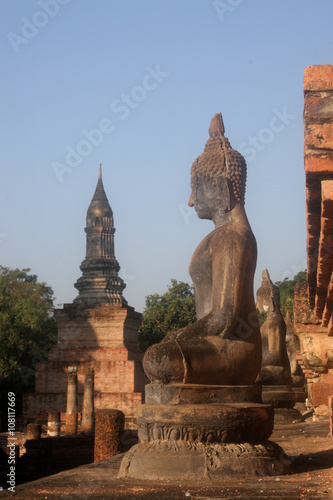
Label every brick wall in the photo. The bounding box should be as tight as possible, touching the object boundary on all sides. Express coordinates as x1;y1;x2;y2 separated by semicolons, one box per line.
295;65;333;419
23;303;148;423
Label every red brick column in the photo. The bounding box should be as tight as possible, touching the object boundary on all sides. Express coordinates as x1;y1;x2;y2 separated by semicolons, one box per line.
296;65;333;419
304;65;333;311
94;409;124;462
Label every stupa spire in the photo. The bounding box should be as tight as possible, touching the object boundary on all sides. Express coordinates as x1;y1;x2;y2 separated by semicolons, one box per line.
74;166;126;306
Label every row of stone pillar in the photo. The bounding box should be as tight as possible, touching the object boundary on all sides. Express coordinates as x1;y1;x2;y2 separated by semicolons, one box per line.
26;366;95;438
25;409;125;463
25;366;127;462
66;366;94;434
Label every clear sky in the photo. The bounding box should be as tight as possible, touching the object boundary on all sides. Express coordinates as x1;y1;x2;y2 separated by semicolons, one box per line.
1;0;332;312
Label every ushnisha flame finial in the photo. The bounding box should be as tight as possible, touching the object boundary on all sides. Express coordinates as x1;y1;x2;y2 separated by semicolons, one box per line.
208;112;225;138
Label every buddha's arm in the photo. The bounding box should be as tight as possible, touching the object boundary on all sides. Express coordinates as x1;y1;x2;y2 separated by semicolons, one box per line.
265;320;285;365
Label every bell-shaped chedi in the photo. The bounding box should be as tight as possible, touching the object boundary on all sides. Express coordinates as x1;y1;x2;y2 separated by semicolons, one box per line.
74;165;126;306
23;166;147;427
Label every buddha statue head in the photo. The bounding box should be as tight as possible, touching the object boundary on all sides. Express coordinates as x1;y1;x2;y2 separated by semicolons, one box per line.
256;269;281;317
188;113;247;222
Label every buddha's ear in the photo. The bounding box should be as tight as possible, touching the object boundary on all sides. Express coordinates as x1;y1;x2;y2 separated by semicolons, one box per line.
217;176;231;212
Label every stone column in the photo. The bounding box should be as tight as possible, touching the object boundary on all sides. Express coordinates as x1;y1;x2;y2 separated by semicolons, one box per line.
81;368;94;433
65;366;78;435
47;412;61;437
26;423;41;440
94;409;124;462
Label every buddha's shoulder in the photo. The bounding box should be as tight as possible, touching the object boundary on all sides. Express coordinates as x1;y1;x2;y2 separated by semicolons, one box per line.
207;223;255;245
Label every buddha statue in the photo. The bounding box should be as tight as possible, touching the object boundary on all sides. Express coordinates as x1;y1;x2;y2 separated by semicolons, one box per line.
143;113;262;386
256;270;292;385
285;311;305;388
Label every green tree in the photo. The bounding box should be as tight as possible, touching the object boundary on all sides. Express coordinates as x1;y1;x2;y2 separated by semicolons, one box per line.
275;270;307;319
0;266;57;413
138;279;196;351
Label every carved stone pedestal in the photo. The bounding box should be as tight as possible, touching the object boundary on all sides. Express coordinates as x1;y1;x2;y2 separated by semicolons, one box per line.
118;384;290;479
261;385;296;409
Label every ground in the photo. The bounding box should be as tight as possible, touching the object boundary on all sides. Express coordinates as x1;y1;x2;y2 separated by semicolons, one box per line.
0;418;332;499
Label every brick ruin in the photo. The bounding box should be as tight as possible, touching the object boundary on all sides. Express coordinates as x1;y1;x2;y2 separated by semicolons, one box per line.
294;65;333;419
23;166;147;427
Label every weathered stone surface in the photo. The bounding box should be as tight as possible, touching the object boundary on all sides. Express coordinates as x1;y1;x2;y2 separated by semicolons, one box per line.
120;113;286;480
294;269;333;418
285;311;305;389
294;284;333;377
3;419;331;498
23;301;146;424
304;93;333;120
65;412;78;435
294;282;319;325
137;403;273;444
47;412;60;437
273;407;303;423
261;385;295;409
304;65;333;91
303;66;333;317
119;440;290;479
65;366;78;435
292;387;307;403
145;383;262;405
305;122;333;150
143;112;261;386
74;165;126;306
256;270;292;393
94;409;124;462
304;153;333;177
297;331;333;372
312;381;333;408
81;369;94;433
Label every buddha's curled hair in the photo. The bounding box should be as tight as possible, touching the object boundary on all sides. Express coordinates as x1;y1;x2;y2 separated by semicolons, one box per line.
191;113;247;205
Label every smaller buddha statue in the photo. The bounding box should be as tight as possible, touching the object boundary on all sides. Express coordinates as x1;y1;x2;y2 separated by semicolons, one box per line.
256;270;292;385
285;311;305;388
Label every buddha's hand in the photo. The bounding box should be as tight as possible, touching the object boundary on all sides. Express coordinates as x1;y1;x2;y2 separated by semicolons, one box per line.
174;321;208;341
162;328;185;342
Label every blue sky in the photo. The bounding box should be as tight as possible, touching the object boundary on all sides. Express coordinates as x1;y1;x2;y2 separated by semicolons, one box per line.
1;0;332;312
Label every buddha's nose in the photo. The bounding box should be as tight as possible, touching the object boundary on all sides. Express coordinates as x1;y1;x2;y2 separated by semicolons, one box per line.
188;193;194;207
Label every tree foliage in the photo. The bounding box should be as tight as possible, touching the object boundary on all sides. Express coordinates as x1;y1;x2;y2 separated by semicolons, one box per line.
275;270;307;319
138;279;196;351
0;266;57;413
